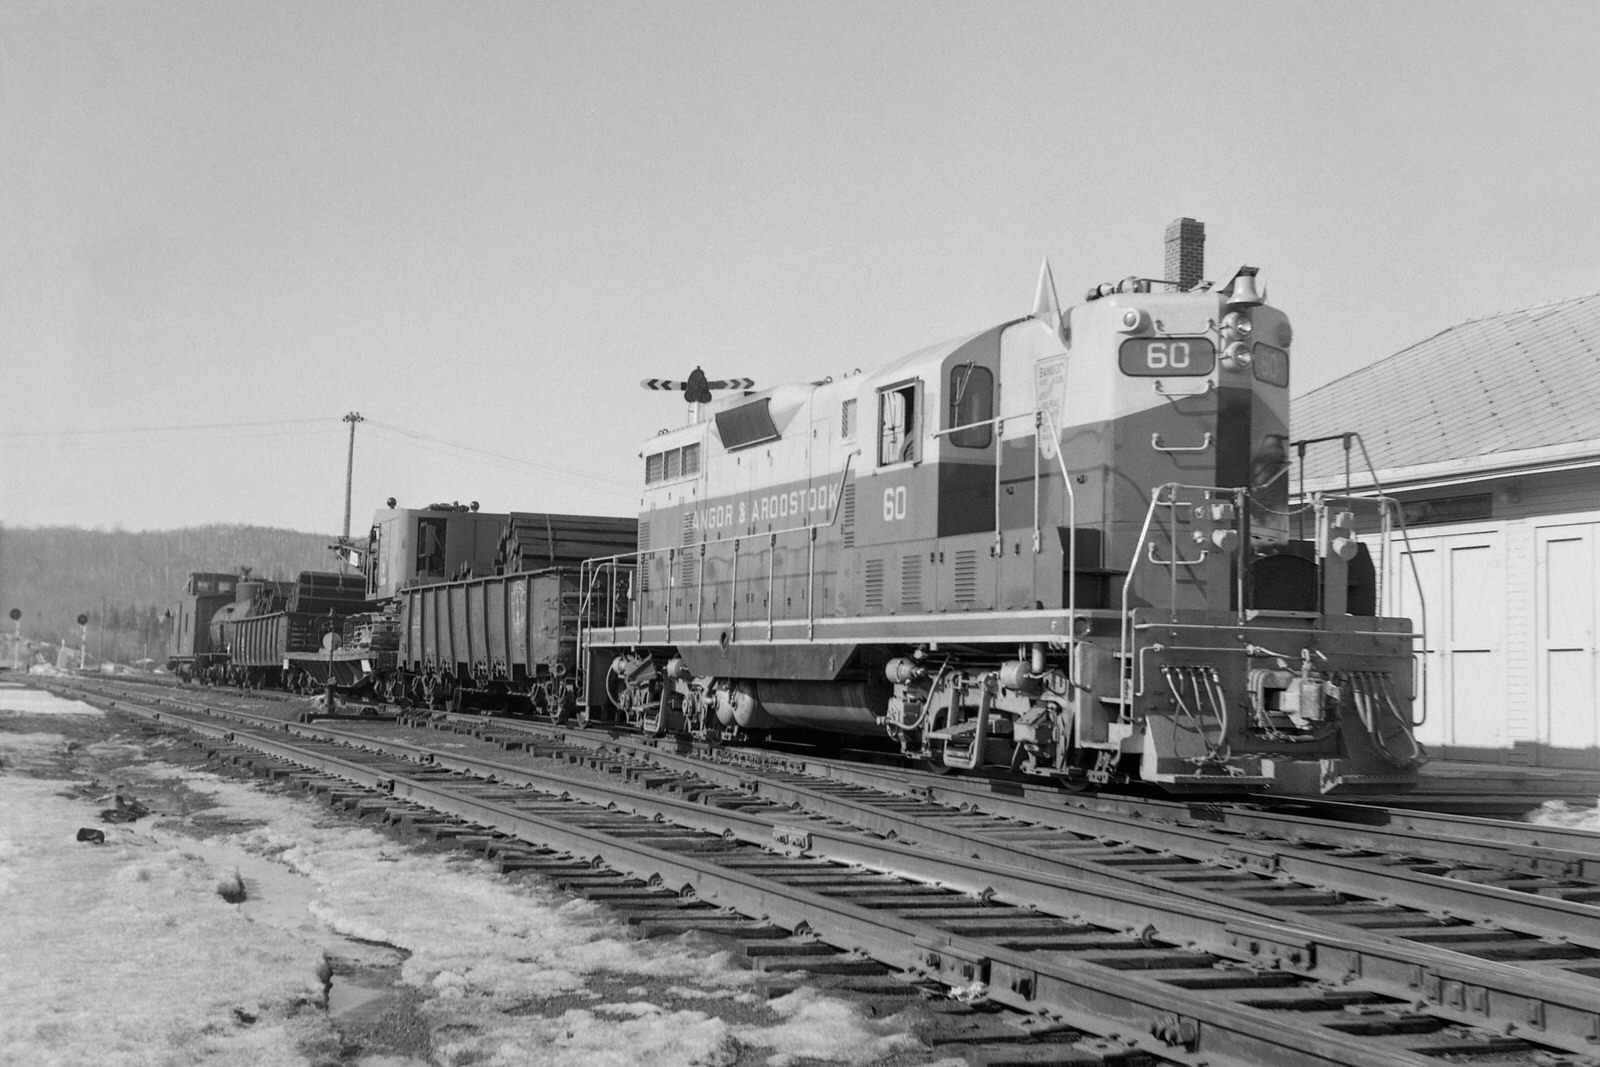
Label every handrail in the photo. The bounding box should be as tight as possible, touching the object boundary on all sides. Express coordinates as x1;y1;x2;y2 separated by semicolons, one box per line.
1120;483;1246;698
1120;488;1168;700
1153;379;1214;400
1290;431;1429;728
1312;490;1422;726
1038;408;1078;663
577;453;860;664
1151;432;1213;454
933;408;1047;558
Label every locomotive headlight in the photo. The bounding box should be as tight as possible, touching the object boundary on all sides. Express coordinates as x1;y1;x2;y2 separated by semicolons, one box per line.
1219;311;1253;343
1118;307;1148;333
1220;341;1253;369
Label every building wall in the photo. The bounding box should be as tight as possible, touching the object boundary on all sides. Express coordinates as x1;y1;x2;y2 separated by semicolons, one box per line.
1364;468;1600;754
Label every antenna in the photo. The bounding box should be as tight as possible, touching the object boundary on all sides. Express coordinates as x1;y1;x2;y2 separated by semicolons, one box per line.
641;366;755;420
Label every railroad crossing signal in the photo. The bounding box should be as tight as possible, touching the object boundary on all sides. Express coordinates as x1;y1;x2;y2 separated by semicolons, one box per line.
641;366;755;404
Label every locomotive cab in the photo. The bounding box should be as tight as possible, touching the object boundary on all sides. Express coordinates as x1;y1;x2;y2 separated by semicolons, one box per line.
166;571;240;680
364;504;509;601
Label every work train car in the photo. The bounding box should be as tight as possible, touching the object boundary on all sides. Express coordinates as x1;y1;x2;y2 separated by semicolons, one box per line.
173;570;366;688
386;513;636;710
170;504;636;708
584;233;1425;795
226;571;368;689
309;502;522;691
167;572;242;679
362;501;509;601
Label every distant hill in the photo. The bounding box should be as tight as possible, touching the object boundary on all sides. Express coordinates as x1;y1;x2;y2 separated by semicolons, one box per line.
0;524;344;653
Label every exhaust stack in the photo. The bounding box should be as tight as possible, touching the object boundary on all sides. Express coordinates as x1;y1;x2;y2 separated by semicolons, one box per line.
1164;217;1205;291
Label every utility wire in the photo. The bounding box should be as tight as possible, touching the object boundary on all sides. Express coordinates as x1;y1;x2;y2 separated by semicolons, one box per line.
5;413;639;497
365;420;635;492
0;417;336;438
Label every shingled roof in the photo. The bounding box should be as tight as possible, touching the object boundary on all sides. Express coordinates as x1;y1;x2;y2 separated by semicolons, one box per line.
1292;292;1600;486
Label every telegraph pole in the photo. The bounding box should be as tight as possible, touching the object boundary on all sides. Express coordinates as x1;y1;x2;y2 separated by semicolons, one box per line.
342;411;364;541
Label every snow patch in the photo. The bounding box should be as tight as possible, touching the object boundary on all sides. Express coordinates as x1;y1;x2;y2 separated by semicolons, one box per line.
0;682;102;716
1528;796;1600;832
2;713;942;1065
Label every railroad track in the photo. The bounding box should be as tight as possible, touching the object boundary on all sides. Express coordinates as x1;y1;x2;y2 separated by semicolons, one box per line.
34;676;1600;1066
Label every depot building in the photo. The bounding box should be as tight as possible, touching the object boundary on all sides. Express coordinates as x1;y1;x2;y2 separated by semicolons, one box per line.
1293;291;1600;763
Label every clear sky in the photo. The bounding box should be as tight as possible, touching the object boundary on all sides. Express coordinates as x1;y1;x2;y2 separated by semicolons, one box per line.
4;1;1597;534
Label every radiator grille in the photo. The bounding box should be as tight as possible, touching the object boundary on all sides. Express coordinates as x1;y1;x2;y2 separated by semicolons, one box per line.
842;484;856;548
901;555;923;611
864;558;885;613
953;549;978;604
637;521;650;553
679;514;695;589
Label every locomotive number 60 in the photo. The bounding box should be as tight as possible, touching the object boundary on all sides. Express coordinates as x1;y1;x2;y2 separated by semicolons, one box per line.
1118;337;1216;377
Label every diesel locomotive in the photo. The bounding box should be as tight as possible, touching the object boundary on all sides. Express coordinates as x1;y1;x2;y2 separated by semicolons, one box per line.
582;226;1425;794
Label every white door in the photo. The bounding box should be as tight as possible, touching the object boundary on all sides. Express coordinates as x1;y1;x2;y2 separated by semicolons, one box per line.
1536;524;1600;749
1392;528;1504;747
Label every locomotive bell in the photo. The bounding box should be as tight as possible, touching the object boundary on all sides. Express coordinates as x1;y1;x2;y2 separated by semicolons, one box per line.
1226;267;1264;307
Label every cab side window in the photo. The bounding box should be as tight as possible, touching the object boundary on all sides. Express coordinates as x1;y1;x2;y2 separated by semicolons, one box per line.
417;518;447;579
877;381;921;465
948;364;993;448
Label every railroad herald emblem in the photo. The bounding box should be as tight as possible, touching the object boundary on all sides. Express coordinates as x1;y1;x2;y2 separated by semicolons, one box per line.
1035;355;1067;459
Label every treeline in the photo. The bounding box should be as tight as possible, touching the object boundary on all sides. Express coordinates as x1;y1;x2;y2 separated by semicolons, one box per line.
0;524;344;652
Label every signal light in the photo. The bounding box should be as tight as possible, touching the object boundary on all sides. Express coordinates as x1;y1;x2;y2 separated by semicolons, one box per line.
1118;307;1147;332
1220;310;1253;343
1320;510;1360;562
1220;341;1253;369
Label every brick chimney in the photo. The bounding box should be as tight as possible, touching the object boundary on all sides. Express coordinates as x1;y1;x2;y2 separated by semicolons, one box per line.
1164;217;1205;291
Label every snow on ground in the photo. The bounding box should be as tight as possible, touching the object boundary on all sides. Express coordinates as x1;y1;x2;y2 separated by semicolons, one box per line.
1528;796;1600;832
0;683;952;1067
0;681;104;716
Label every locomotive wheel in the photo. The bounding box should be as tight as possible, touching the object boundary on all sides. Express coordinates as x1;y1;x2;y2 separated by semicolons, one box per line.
555;687;577;724
917;742;958;775
603;667;631;714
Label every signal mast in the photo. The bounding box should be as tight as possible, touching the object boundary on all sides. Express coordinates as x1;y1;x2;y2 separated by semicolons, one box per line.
640;366;755;419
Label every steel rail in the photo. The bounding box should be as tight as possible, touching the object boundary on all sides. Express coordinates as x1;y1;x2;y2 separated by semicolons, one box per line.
1264;796;1600;866
114;706;1576;1066
838;760;1600;881
697;734;1600;876
116;696;1600;1057
414;712;1600;951
42;679;1600;1059
58;677;1600;928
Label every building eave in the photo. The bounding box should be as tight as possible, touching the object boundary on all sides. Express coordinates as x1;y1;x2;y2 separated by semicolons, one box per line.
1296;436;1600;496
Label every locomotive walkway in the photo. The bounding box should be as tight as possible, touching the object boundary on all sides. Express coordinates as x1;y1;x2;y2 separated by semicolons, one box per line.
35;675;1600;1067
